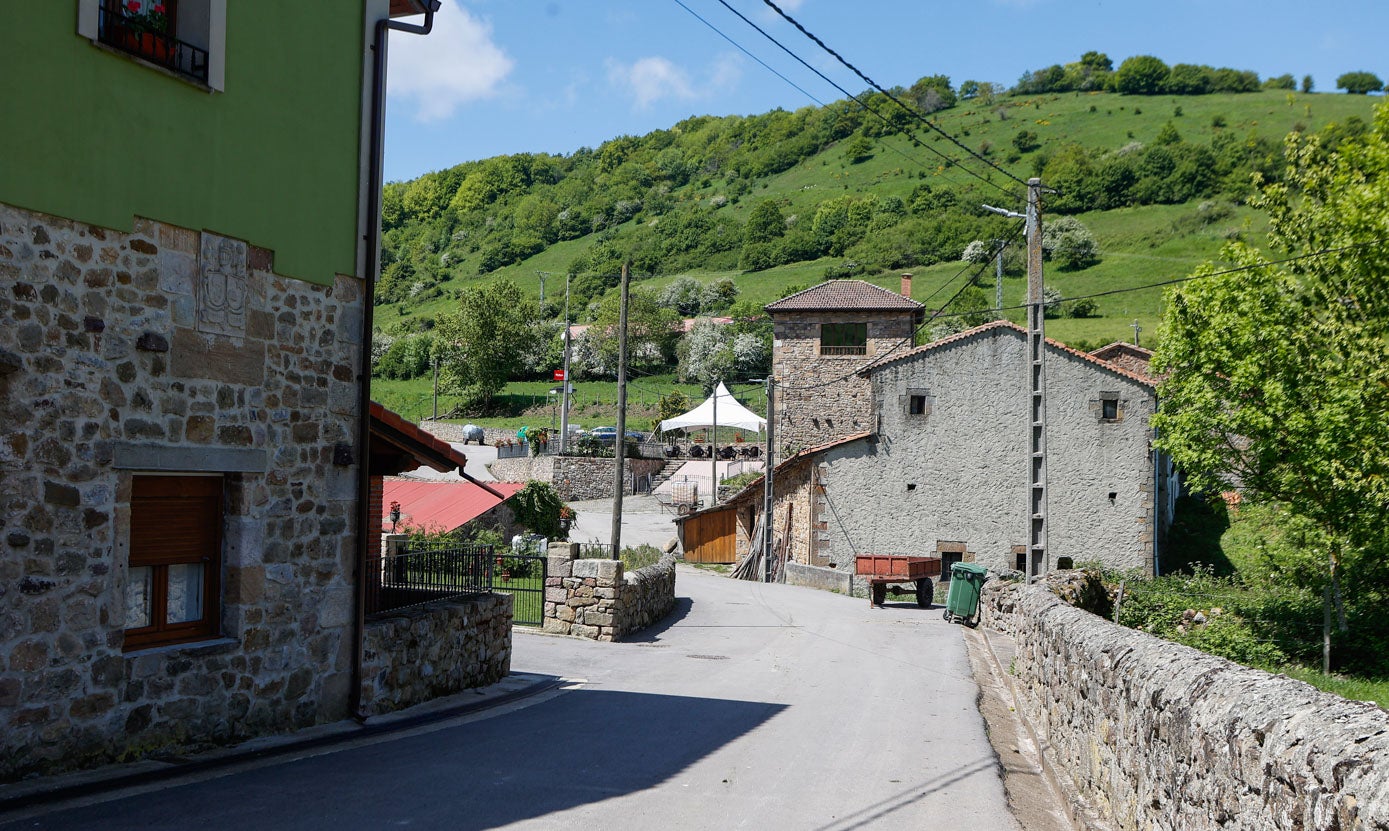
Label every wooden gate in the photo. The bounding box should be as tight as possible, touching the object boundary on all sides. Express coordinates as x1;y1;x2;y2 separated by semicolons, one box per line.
682;505;737;564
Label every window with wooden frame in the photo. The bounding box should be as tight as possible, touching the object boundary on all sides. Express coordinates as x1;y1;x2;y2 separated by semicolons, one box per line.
124;475;223;651
820;322;867;355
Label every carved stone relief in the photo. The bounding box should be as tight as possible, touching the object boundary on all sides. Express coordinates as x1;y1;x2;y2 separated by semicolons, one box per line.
197;233;249;337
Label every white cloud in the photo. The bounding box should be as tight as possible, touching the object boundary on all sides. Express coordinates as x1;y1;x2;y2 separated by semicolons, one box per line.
607;56;697;109
607;54;743;109
387;1;514;122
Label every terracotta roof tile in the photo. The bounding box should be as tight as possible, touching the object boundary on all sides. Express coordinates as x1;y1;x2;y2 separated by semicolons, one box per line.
383;480;524;533
765;280;924;313
369;401;469;473
867;320;1156;388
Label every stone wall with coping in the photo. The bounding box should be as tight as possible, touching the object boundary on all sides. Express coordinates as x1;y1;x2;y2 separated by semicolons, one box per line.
783;561;853;595
543;542;676;641
0;203;363;780
980;580;1389;829
550;457;666;501
359;592;512;716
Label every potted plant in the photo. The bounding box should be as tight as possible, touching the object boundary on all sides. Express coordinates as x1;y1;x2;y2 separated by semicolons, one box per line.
118;1;171;62
558;505;574;532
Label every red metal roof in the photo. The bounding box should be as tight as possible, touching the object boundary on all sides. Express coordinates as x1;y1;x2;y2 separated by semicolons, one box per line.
765;280;924;313
383;480;525;534
867;320;1156;388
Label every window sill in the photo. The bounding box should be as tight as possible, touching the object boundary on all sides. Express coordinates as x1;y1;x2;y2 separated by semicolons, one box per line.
90;40;217;94
123;636;238;659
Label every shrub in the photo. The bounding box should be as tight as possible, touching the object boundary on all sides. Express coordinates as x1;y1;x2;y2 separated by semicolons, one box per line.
1068;298;1099;318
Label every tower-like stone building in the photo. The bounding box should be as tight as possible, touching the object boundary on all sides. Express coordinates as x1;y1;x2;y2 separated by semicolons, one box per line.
765;277;924;453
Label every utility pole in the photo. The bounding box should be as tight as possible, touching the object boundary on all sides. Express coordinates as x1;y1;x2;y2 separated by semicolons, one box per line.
535;270;550;308
763;377;775;583
710;382;719;506
431;356;438;420
559;273;573;454
1025;178;1049;578
610;263;631;554
994;239;1006;312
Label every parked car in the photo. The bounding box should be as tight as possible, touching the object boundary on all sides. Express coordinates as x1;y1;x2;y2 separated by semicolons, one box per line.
587;426;645;444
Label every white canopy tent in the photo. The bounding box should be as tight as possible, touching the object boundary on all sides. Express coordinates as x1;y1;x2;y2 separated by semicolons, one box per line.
657;382;765;433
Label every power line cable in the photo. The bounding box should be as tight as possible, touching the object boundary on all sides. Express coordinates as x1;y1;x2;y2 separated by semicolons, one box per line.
710;0;1016;198
758;0;1031;194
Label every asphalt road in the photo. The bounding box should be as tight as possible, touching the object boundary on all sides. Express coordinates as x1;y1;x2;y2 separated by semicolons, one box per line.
4;568;1017;831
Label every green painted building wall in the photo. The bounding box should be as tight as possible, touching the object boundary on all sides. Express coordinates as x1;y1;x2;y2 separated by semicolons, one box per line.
0;4;368;285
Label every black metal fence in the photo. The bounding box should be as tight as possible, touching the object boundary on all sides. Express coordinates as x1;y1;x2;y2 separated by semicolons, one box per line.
365;541;493;616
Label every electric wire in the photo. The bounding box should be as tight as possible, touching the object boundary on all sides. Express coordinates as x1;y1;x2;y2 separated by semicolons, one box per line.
710;0;1016;198
758;0;1031;194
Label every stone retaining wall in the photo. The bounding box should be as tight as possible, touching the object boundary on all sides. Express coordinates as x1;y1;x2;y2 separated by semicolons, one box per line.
783;562;853;595
487;456;665;499
360;592;512;716
488;455;553;485
980;580;1389;830
542;543;676;641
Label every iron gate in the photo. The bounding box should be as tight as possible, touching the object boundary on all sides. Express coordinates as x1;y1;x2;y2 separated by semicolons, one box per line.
492;550;548;626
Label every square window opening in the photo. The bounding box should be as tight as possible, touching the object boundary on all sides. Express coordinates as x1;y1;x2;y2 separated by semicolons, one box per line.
1101;397;1119;420
821;322;867;356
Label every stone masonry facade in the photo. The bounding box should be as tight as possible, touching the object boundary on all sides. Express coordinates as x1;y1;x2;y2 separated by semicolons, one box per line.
981;580;1389;830
0;202;364;779
771;310;916;454
359;592;512;717
543;543;676;641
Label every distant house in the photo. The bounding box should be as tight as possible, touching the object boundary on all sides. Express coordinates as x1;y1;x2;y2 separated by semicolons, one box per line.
765;277;924;453
383;479;524;539
683;318;1178;580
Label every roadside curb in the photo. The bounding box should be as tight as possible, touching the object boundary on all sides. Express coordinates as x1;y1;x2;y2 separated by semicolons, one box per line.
0;672;569;817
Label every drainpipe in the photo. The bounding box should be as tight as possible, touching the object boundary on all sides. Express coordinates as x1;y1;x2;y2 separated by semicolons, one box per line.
350;0;438;723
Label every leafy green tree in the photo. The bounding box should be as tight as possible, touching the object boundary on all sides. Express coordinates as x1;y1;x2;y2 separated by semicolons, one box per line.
1041;216;1100;270
434;280;540;413
659;276;704;316
1337;71;1384;94
1153;103;1389;614
653;390;691;441
908;74;957;113
1263;73;1297;91
580;287;681;378
744;199;787;244
1012;130;1041;153
1166;64;1213;95
1114;55;1171;95
510;481;570;540
1301;74;1314;94
1155;121;1184;146
843;133;874;164
700;277;739;312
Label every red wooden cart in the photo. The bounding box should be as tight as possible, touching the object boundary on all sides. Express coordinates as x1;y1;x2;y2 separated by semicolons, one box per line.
855;555;941;608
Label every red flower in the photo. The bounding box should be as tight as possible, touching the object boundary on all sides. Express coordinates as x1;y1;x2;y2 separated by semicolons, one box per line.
153;4;166;12
125;0;141;11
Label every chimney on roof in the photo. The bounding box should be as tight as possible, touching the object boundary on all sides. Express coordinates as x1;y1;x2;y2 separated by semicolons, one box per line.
900;273;913;298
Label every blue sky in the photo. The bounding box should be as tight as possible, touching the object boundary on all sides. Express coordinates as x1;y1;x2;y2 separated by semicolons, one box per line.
383;0;1388;182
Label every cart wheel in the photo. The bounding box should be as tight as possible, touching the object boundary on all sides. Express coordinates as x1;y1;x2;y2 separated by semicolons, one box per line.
915;578;933;609
942;609;952;623
871;583;887;607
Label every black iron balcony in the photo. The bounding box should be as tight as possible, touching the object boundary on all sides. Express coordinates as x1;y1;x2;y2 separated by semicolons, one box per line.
98;6;209;85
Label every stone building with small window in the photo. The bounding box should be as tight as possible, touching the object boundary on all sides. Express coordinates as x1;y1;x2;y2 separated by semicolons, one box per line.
0;2;515;783
765;277;924;454
690;318;1176;583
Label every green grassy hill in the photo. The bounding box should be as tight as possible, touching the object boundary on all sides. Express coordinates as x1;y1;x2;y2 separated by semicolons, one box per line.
377;88;1375;354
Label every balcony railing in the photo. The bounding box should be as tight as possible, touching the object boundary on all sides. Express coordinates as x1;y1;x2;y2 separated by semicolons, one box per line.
98;7;209;85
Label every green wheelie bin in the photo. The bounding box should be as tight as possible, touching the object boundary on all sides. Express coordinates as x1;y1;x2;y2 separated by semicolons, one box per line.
943;562;989;626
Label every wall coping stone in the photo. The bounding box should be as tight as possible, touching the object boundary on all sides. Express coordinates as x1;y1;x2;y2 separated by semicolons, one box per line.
113;442;267;472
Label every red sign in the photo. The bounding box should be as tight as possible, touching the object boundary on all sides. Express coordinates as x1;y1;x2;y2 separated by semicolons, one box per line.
553;369;566;381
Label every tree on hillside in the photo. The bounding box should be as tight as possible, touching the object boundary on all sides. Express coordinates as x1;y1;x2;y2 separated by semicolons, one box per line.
434;280;540;413
1337;71;1384;95
1153;102;1389;619
908;74;957;113
1114;55;1171;95
1040;216;1100;270
744;200;787;244
1301;75;1315;93
577;287;681;378
1263;73;1296;91
843;133;874;164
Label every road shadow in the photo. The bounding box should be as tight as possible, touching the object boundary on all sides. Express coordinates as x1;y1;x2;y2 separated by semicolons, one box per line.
620;595;693;643
12;689;787;831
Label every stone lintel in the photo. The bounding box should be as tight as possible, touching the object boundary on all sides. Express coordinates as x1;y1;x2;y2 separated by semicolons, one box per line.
113;442;266;473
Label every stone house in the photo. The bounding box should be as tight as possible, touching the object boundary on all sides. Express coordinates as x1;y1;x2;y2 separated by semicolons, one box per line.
0;2;516;782
686;320;1176;581
765;277;924;454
